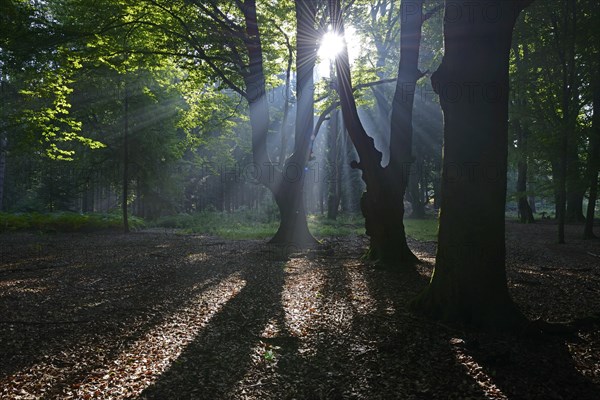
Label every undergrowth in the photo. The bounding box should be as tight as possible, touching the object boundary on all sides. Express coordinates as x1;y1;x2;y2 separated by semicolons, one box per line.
153;211;438;241
0;210;438;240
0;212;144;233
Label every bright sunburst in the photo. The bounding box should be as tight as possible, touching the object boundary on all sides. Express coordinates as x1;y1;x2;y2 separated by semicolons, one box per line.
318;31;346;62
316;26;361;76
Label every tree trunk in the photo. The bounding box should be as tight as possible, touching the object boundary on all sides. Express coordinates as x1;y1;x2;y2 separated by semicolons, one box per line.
270;180;315;246
584;78;600;239
528;194;537;213
412;0;533;329
0;136;6;212
408;156;426;218
122;81;130;233
566;129;585;222
557;0;578;243
330;0;423;266
327;110;341;220
515;121;534;223
278;34;293;165
267;0;318;246
566;188;585;222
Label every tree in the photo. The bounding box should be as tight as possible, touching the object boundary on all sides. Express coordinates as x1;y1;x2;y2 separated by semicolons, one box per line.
581;0;600;239
269;0;319;245
330;0;439;265
583;74;600;239
510;32;535;223
412;0;534;328
124;0;319;245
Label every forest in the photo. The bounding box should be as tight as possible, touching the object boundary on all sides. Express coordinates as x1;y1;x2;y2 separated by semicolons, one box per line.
0;0;599;398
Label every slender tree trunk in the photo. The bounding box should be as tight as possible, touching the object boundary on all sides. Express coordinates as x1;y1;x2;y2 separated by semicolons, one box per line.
278;35;293;165
511;33;534;223
408;156;426;218
0;136;6;212
557;0;577;243
566;189;585;222
412;0;533;329
515;121;534;223
529;194;537;213
566;123;585;222
122;81;130;233
327;110;341;220
557;112;568;243
584;79;600;239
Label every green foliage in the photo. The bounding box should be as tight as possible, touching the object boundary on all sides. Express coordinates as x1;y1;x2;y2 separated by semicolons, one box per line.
153;210;280;239
403;218;438;242
0;212;144;233
152;211;438;241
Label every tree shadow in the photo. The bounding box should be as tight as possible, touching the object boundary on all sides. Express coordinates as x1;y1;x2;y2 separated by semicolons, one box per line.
218;237;495;399
0;232;245;391
460;330;600;400
2;233;598;399
138;243;296;399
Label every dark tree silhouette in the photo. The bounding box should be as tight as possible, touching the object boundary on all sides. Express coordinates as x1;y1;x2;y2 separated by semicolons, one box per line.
329;0;438;265
584;75;600;239
412;0;535;328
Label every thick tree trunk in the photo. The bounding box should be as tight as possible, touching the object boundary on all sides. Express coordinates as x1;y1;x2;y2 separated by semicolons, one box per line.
270;179;315;246
584;79;600;239
412;0;533;329
268;0;318;246
360;166;418;263
330;0;420;265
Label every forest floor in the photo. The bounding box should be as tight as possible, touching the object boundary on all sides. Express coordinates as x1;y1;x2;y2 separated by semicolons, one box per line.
0;221;599;399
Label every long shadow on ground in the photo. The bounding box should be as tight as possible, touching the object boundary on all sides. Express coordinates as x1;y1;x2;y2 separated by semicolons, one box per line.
0;232;245;397
139;244;292;399
1;232;598;399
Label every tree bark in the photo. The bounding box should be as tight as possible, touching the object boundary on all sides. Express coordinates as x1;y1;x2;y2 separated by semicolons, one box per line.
122;79;130;233
330;0;424;266
566;187;585;222
566;126;585;222
557;0;577;243
515;121;534;223
408;156;426;218
267;0;318;246
412;0;534;329
584;77;600;239
327;109;341;220
0;136;6;212
278;30;293;165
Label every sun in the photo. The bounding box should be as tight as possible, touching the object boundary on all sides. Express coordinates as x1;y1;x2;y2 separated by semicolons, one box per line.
316;26;361;76
318;31;346;62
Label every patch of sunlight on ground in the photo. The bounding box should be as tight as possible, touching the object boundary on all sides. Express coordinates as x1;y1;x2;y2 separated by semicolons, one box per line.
186;252;209;263
451;338;509;400
2;274;246;399
282;258;325;356
347;266;376;316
